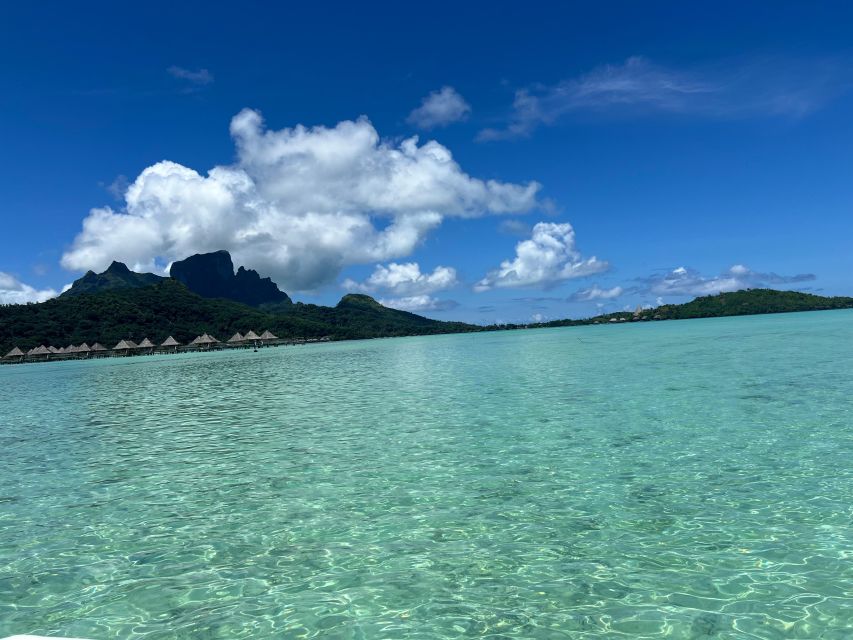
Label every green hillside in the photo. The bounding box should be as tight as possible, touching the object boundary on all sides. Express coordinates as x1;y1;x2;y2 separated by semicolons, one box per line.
0;281;478;354
530;288;853;329
60;261;164;297
646;289;853;320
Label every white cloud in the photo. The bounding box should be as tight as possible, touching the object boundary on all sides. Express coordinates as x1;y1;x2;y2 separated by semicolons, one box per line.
379;295;459;312
407;86;471;129
476;222;607;291
342;262;458;296
570;285;623;301
642;265;815;297
479;56;848;140
167;66;214;86
62;109;540;291
0;273;58;304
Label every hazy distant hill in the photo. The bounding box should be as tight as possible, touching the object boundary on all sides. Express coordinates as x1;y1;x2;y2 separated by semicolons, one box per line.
647;289;853;320
531;289;853;328
0;280;478;354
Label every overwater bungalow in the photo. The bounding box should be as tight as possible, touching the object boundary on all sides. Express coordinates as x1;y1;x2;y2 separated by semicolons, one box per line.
78;343;91;356
4;346;24;361
30;345;52;359
244;330;260;342
48;346;61;354
137;338;156;354
161;336;180;352
260;330;278;343
190;333;219;351
228;332;244;344
113;339;136;356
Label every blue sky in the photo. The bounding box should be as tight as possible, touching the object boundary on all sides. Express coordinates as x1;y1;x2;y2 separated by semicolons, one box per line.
2;1;853;323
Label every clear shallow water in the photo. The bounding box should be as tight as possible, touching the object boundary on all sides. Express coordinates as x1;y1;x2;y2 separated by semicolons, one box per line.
1;311;852;639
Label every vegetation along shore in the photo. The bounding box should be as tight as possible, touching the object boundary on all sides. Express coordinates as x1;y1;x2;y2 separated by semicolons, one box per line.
3;250;852;364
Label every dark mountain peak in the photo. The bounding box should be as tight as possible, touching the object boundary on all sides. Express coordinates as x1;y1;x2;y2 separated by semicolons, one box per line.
106;261;131;274
169;250;291;307
61;261;164;298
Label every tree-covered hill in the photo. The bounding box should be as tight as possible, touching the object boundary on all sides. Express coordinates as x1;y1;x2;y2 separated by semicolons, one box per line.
60;261;164;297
646;289;853;320
0;280;479;353
530;289;853;329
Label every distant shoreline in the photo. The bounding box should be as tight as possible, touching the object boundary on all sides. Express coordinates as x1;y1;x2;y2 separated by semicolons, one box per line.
4;300;851;368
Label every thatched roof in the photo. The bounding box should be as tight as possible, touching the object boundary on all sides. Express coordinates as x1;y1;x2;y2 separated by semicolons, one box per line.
31;345;51;356
260;330;278;340
66;344;76;352
113;339;136;350
48;346;61;354
91;343;107;351
4;346;24;358
191;333;219;345
161;336;180;347
244;330;260;341
77;343;91;352
228;332;244;343
138;338;155;348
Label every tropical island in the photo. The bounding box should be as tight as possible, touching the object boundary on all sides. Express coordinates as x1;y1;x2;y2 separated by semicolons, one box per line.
2;250;852;361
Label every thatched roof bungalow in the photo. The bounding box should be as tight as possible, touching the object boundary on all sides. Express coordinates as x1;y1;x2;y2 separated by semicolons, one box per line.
260;330;278;341
113;339;136;355
190;333;219;350
243;330;260;342
228;332;244;343
4;346;24;359
161;336;180;351
137;338;155;352
91;343;107;352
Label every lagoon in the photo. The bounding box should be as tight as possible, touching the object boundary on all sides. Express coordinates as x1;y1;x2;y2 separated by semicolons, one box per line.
1;311;852;638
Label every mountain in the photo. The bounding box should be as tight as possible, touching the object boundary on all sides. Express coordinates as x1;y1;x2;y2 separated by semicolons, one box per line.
60;261;164;297
170;251;291;307
643;289;853;320
0;280;478;354
530;289;853;329
59;251;292;308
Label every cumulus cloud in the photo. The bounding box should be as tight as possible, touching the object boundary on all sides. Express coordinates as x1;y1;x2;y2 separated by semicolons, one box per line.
476;222;607;291
570;285;624;301
343;262;458;296
61;109;540;291
407;86;472;129
479;55;849;140
167;66;214;87
379;295;459;312
641;264;815;297
0;273;57;305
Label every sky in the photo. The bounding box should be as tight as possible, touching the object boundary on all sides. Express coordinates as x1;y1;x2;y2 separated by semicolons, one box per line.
2;1;853;323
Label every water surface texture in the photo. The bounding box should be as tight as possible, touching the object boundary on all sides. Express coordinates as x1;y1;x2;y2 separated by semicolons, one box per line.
1;311;852;639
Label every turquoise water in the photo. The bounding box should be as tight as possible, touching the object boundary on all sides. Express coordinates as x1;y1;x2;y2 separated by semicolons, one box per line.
1;311;852;639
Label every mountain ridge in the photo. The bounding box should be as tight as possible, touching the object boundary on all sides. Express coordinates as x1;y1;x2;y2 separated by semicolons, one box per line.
61;250;294;308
